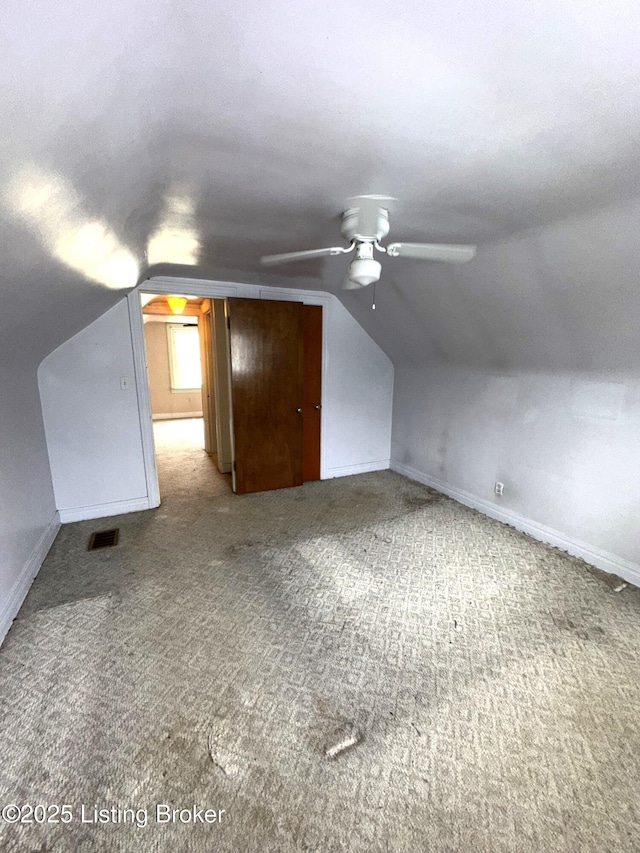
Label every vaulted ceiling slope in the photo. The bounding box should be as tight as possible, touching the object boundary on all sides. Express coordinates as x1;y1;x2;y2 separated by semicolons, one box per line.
1;0;639;371
343;195;640;369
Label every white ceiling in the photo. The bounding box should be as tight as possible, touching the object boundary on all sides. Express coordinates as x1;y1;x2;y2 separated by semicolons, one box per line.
1;0;639;367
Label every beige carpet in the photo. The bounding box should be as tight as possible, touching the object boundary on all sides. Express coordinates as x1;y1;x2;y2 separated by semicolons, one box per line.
0;419;639;851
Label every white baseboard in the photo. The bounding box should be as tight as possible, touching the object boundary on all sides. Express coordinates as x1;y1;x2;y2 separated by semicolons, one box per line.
0;512;61;647
391;461;640;588
323;459;390;479
58;497;153;523
152;412;203;420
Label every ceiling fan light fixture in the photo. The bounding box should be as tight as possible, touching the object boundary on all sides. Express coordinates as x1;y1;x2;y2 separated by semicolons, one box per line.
348;257;381;287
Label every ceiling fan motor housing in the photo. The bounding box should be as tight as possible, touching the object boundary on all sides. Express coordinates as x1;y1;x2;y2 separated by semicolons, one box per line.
341;206;390;242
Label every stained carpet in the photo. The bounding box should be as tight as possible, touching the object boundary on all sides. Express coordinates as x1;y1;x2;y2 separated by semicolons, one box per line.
0;419;639;851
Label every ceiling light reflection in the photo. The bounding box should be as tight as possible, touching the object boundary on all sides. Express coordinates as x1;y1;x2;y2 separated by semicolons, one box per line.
146;191;201;266
5;165;138;290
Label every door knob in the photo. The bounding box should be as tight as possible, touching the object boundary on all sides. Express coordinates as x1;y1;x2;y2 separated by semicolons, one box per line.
314;404;321;410
296;407;302;413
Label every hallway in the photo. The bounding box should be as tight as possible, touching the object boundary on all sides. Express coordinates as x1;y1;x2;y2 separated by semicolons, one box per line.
152;418;231;506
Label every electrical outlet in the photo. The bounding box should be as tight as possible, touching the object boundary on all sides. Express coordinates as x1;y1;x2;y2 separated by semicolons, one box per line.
495;481;504;496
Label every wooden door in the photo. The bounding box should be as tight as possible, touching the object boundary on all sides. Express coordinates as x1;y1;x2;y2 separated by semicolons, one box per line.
228;297;304;494
303;305;322;481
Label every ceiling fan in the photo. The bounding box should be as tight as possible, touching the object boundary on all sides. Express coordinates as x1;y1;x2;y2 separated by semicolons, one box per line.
261;196;476;288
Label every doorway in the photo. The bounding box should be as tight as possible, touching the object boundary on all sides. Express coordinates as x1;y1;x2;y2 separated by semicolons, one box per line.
139;292;232;501
134;287;324;502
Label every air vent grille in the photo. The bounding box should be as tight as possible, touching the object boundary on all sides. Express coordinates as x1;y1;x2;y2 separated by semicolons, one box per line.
87;528;120;550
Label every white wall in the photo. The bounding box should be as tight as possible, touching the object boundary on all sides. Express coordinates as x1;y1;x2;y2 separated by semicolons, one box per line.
385;198;640;589
0;365;60;644
38;283;393;521
38;300;149;522
321;297;393;476
392;364;640;586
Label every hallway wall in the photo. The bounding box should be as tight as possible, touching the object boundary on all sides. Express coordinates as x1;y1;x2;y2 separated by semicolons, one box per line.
143;320;203;419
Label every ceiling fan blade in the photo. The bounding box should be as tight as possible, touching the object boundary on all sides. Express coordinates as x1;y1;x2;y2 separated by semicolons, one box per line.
260;246;350;266
386;242;476;263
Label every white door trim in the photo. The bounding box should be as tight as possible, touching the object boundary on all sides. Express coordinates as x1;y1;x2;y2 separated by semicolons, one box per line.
127;289;161;508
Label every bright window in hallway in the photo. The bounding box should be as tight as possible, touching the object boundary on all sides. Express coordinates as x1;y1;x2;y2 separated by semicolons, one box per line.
167;323;202;390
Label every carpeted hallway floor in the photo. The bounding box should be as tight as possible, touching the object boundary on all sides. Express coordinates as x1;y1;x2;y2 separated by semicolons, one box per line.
1;419;639;852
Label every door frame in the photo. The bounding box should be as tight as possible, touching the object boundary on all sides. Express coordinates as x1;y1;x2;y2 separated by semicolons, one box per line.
198;300;216;455
127;276;331;507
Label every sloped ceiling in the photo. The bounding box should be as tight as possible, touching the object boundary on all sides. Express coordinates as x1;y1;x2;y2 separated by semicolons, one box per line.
1;0;639;367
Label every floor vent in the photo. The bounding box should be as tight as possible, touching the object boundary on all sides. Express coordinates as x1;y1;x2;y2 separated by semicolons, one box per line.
87;528;120;551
